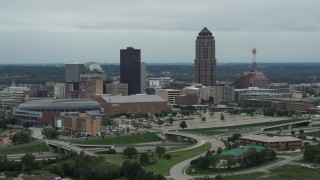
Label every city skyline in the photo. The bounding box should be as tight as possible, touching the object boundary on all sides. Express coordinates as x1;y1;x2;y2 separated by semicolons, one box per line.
0;0;320;64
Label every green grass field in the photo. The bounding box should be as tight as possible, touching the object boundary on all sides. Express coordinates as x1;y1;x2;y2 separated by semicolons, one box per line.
195;164;320;180
0;142;49;154
303;131;320;137
276;151;303;157
100;142;211;176
0;128;6;134
186;157;283;175
167;144;194;152
69;132;162;145
186;118;309;135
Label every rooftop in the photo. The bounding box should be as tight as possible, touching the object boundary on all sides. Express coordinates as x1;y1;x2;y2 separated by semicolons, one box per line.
18;99;100;110
240;134;302;143
220;144;274;157
199;27;212;36
101;95;166;103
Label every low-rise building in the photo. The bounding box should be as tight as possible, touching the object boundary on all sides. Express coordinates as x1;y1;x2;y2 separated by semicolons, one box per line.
155;89;180;105
239;134;302;151
14;99;101;126
106;83;128;96
175;94;199;105
93;94;168;116
214;84;235;105
62;113;101;137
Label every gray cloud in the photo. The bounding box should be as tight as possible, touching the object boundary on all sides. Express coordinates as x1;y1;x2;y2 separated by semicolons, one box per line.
0;0;319;63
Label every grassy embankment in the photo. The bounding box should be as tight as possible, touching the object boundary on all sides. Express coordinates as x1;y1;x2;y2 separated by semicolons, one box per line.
69;132;162;145
195;164;320;180
0;142;49;154
186;118;309;135
100;142;211;176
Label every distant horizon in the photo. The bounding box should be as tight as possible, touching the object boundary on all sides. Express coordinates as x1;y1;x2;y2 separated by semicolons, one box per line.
0;61;320;66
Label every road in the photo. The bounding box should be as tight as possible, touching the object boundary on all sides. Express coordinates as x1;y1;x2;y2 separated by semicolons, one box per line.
46;140;96;156
169;131;303;180
169;133;225;180
191;154;303;179
6;152;62;161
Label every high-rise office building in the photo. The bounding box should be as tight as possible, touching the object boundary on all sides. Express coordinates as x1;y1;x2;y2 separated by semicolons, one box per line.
65;61;84;90
141;62;147;93
194;27;216;86
65;61;84;82
120;47;141;95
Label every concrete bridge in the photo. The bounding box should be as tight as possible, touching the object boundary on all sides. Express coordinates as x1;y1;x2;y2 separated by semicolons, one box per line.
161;131;199;144
261;120;312;131
46;140;96;156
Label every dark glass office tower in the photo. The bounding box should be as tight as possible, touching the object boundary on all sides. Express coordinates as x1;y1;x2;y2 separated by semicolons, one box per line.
120;47;141;95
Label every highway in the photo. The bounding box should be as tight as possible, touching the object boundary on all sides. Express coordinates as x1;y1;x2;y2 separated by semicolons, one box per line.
169;132;225;180
46;140;96;156
6;152;62;161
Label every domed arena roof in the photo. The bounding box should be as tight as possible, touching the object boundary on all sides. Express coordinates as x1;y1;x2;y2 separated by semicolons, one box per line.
85;62;104;74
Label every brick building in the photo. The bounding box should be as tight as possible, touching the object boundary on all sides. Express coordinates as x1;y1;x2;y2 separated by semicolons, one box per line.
239;134;302;151
234;70;269;89
93;94;168;116
62;113;101;136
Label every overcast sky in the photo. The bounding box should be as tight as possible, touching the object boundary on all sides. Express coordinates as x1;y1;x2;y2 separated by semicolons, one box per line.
0;0;319;64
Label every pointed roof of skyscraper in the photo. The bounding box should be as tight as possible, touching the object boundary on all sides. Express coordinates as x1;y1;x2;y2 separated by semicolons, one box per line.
199;27;212;36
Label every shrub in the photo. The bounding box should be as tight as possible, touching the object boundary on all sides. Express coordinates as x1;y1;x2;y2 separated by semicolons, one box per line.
164;154;172;160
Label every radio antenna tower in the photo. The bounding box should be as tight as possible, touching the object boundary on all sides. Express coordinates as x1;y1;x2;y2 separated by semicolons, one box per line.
252;48;257;70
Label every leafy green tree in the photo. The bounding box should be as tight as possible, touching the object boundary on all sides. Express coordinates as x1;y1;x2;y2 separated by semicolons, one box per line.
12;131;30;144
134;169;146;180
42;128;59;139
123;147;138;158
299;129;304;134
180;121;187;130
22;122;31;129
21;153;35;173
225;155;237;169
155;146;166;157
215;174;223;180
171;111;177;117
220;113;224;121
102;116;113;126
164;153;172;160
228;133;241;142
122;161;142;180
217;147;222;154
48;164;65;177
210;154;220;168
139;153;149;165
291;130;295;135
298;134;306;140
168;117;174;125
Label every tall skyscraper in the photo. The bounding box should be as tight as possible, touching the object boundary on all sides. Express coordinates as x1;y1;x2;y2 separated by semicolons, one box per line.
194;27;216;86
120;47;141;95
141;62;147;93
65;61;84;83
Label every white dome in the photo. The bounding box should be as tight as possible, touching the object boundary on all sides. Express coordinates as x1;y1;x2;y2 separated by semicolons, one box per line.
85;62;104;74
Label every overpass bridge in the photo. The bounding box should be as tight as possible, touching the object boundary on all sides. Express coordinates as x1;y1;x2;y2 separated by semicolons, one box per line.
162;131;199;143
46;140;96;156
261;120;312;131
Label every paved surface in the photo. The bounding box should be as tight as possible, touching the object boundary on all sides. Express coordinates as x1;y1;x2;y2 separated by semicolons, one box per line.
6;152;61;161
163;114;288;131
29;127;43;139
46;140;96;156
168;129;303;180
169;133;225;180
